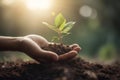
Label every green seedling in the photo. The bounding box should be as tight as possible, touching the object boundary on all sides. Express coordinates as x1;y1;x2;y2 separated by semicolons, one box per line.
43;13;75;43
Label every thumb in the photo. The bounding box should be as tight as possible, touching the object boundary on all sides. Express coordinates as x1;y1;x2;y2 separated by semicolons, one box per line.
59;50;78;61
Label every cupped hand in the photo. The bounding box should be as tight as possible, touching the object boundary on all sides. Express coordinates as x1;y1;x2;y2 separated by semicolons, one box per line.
18;34;81;62
59;44;81;61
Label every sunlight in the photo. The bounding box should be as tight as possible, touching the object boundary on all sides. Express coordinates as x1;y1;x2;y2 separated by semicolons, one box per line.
25;0;51;10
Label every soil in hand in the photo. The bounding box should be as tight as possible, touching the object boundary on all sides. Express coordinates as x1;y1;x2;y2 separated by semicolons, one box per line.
42;43;72;55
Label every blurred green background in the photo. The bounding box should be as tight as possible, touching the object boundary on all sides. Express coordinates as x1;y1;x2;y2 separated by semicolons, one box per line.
0;0;120;62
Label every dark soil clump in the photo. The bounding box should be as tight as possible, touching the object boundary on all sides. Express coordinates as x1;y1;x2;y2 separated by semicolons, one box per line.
0;57;120;80
42;43;72;55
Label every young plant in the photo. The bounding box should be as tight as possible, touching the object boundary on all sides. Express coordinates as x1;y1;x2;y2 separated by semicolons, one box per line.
43;13;75;43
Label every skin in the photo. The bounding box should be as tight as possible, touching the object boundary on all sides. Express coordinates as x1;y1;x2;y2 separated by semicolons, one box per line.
0;34;81;63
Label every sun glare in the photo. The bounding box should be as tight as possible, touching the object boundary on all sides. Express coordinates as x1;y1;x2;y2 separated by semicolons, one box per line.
25;0;51;10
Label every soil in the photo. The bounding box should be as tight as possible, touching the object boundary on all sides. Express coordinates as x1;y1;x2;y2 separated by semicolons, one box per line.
0;43;120;80
42;43;72;55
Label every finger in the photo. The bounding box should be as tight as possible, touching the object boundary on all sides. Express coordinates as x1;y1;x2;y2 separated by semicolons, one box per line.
25;34;49;47
73;47;81;53
70;44;79;48
70;44;81;52
38;50;59;62
59;50;78;61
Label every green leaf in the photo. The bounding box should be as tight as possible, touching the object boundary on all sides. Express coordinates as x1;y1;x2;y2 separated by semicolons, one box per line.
61;32;70;37
42;22;59;32
62;22;75;33
55;13;66;28
59;19;66;31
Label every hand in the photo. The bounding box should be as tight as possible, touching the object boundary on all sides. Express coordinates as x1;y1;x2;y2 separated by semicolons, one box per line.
59;44;81;61
18;34;81;62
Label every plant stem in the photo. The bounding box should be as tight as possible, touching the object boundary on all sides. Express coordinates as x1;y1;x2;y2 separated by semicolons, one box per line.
58;32;62;43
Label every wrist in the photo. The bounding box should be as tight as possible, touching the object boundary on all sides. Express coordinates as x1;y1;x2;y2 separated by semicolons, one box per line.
16;37;32;52
0;36;21;51
15;37;25;52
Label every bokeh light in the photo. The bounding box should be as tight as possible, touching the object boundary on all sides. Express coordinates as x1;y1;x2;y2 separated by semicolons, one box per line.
79;5;93;18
